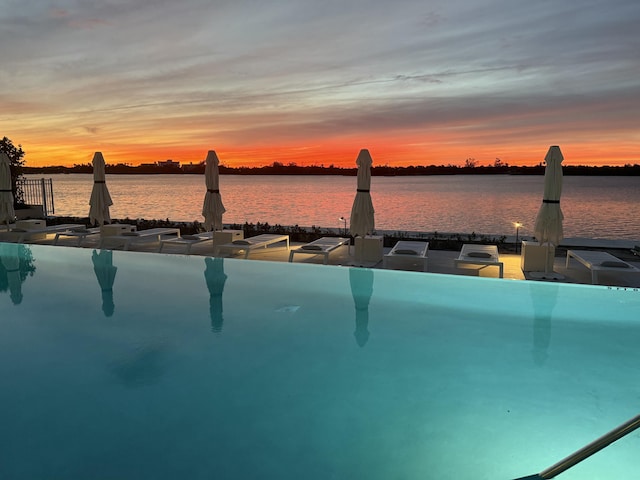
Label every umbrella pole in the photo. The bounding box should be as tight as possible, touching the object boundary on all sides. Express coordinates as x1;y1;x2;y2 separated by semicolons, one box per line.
544;243;564;280
544;244;551;274
354;239;363;266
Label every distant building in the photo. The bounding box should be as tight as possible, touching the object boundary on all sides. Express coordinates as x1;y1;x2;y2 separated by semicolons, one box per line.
182;161;205;173
158;159;180;168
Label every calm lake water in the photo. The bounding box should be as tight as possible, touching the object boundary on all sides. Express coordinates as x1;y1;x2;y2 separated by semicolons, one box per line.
26;174;640;240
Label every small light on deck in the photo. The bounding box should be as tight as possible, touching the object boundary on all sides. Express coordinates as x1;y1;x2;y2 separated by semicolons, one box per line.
339;216;347;235
514;221;523;253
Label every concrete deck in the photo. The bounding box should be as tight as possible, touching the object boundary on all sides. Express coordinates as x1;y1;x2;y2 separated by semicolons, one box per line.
22;232;640;288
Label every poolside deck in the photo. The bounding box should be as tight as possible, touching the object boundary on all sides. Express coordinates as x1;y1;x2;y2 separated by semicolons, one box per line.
20;232;640;288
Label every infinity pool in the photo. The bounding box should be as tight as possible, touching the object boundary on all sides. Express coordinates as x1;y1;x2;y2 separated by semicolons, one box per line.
1;242;639;479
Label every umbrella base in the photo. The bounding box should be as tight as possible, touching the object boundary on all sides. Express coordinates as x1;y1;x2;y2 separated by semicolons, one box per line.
349;260;380;268
528;271;565;281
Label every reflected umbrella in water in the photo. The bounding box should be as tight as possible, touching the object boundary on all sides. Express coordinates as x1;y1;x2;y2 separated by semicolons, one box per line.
205;257;227;333
528;281;559;365
202;150;226;232
88;151;113;226
92;249;117;317
349;267;374;347
0;151;15;229
0;243;23;305
350;149;375;263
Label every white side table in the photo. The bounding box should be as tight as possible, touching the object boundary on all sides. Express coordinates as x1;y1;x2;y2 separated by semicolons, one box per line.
521;240;555;272
101;224;137;236
354;235;384;264
16;219;46;230
214;229;244;245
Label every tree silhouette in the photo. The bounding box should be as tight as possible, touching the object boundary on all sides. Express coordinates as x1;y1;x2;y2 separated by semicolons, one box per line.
0;136;26;206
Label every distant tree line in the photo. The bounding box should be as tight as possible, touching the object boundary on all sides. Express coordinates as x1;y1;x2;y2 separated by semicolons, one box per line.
21;161;640;176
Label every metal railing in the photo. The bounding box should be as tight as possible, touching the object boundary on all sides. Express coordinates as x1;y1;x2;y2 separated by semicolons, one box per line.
16;178;55;216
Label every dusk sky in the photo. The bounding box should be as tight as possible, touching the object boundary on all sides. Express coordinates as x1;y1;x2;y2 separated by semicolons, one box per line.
2;0;639;167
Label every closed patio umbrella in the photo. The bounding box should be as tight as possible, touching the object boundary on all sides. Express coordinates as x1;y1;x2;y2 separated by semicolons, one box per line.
0;152;15;229
531;146;564;279
349;149;375;238
202;150;226;231
88;152;113;226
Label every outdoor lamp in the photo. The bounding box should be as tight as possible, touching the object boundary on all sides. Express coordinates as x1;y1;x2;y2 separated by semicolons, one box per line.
339;216;347;235
514;221;522;253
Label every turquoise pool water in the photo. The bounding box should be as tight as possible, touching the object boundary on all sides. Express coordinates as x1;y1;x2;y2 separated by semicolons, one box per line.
1;242;639;479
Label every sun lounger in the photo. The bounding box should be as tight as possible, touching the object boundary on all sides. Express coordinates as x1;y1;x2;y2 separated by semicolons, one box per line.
53;226;101;246
565;249;640;284
383;240;429;271
454;244;503;278
288;237;350;264
157;231;214;254
4;223;86;243
214;234;290;259
99;227;181;250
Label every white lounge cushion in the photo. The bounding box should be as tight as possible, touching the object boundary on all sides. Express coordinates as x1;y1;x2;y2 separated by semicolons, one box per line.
394;249;418;255
301;244;323;250
600;260;630;268
467;251;492;258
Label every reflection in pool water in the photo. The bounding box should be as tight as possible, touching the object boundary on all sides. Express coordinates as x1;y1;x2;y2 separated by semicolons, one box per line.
1;243;639;479
92;249;118;317
0;242;36;305
350;267;373;347
205;256;227;333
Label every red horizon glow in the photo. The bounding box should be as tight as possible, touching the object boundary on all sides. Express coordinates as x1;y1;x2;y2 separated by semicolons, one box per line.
16;137;639;169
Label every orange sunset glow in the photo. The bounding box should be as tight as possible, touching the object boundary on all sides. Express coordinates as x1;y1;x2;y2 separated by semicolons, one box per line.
3;2;640;168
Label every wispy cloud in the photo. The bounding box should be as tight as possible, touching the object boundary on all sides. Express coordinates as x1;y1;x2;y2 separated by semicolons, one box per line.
2;0;639;166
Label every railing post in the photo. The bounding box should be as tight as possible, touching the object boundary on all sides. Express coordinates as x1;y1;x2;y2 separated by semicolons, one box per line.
40;178;48;216
48;179;55;215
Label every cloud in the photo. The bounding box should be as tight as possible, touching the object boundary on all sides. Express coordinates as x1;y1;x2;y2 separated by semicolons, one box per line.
3;0;640;166
82;126;100;135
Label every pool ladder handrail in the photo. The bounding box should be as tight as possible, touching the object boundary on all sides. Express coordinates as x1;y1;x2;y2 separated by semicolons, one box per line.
515;413;640;479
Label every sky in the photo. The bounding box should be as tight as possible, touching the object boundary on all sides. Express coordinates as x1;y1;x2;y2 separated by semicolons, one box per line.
2;0;640;168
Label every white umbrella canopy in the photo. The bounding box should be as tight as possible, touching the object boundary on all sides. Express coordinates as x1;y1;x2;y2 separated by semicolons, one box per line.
202;150;226;231
534;146;564;247
88;152;113;226
0;152;15;227
349;149;375;237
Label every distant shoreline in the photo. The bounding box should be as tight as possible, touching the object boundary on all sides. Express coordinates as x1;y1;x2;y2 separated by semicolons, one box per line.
22;163;640;176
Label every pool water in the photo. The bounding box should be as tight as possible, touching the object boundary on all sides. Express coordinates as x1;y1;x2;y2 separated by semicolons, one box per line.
1;243;639;479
